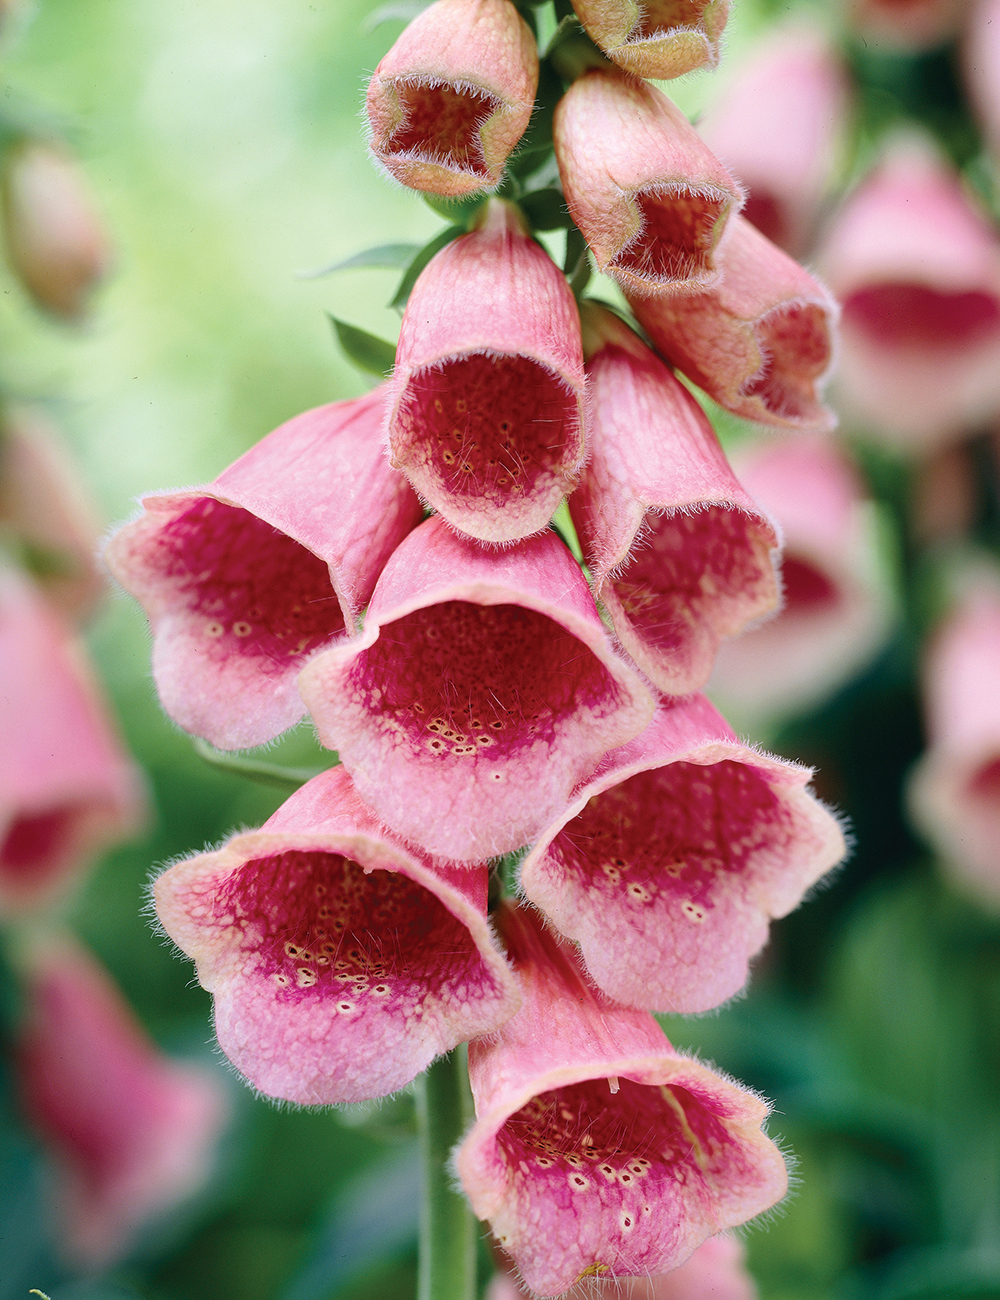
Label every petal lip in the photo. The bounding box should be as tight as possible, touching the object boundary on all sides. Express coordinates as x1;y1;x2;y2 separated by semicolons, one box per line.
570;0;730;80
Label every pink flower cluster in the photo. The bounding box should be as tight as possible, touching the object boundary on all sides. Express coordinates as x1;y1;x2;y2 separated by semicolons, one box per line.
107;6;849;1293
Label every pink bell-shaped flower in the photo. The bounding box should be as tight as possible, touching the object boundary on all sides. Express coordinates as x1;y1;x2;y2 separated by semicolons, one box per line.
0;566;145;915
630;214;838;432
299;515;655;863
366;0;538;197
387;200;585;543
15;931;226;1267
455;902;788;1298
105;386;422;750
154;765;520;1105
817;135;1000;449
553;70;744;298
567;0;730;80
519;697;845;1014
570;303;780;696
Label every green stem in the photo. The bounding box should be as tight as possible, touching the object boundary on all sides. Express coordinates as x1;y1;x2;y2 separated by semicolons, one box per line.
417;1049;477;1300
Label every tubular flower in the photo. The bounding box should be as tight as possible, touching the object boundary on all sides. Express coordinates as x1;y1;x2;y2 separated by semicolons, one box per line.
629;214;838;432
567;0;730;81
553;70;743;298
365;0;538;197
570;303;780;696
697;24;848;257
816;136;1000;449
519;697;845;1014
298;515;655;863
388;200;585;543
710;435;894;722
0;566;145;916
153;765;520;1105
105;386;422;750
15;932;225;1268
455;902;788;1298
908;581;1000;905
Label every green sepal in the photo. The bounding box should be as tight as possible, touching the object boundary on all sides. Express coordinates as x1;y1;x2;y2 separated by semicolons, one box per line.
298;243;421;279
390;225;465;311
328;315;397;377
193;737;335;792
422;191;487;224
518;187;571;231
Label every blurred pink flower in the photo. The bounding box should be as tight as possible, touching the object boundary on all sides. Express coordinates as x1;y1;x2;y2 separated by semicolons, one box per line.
366;0;538;196
630;214;838;432
846;0;968;50
388;199;585;543
105;386;422;750
0;566;144;915
15;932;225;1267
154;765;519;1104
965;0;1000;164
817;136;1000;448
710;435;894;721
571;302;780;696
299;515;654;862
568;0;730;80
456;902;788;1298
519;696;845;1013
554;69;743;298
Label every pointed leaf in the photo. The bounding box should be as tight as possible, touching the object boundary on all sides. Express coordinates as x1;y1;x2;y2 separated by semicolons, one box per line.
390;226;464;311
297;242;420;279
328;315;397;376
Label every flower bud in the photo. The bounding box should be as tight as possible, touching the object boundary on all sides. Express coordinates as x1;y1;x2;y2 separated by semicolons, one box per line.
366;0;538;197
568;0;729;80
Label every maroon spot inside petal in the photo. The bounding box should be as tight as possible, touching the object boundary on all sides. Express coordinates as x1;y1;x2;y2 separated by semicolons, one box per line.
611;507;776;655
394;355;579;515
843;283;1000;350
742;190;790;251
386;81;499;181
968;756;1000;802
153;498;344;673
216;849;491;1006
1;807;78;878
741;301;832;423
631;0;714;40
613;189;728;287
352;602;621;761
781;555;838;613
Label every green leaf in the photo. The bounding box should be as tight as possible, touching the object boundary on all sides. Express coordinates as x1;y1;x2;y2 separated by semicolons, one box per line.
422;192;486;224
193;738;334;791
363;0;428;32
390;226;464;311
518;188;570;231
297;242;420;279
328;315;397;376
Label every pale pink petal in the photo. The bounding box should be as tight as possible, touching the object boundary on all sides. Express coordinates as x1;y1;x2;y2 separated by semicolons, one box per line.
388;200;585;543
630;215;838;432
299;516;655;862
105;385;422;749
15;932;226;1267
456;903;788;1298
366;0;538;196
571;304;779;696
568;0;730;80
520;697;845;1013
154;765;520;1104
553;71;743;298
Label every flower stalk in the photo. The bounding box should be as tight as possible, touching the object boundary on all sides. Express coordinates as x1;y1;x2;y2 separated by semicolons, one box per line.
417;1050;477;1300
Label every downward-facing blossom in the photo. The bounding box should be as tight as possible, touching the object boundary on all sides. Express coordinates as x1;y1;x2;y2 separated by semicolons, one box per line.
519;697;845;1013
456;902;788;1298
299;516;654;862
817;136;1000;448
0;566;144;915
105;386;422;750
15;932;225;1267
630;214;838;432
570;303;780;696
554;70;743;298
154;765;520;1105
366;0;538;197
710;435;894;722
388;200;585;543
908;580;1000;905
568;0;730;81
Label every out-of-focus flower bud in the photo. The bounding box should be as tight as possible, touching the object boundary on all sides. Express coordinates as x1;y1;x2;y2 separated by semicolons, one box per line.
964;0;1000;165
389;200;585;543
568;0;729;80
299;515;655;863
1;141;111;319
817;136;1000;450
698;24;849;257
15;931;226;1267
366;0;538;197
105;386;422;751
630;215;838;432
520;696;845;1013
0;566;145;915
154;765;520;1104
571;303;780;695
710;436;895;722
554;70;744;298
455;902;788;1298
846;0;967;50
